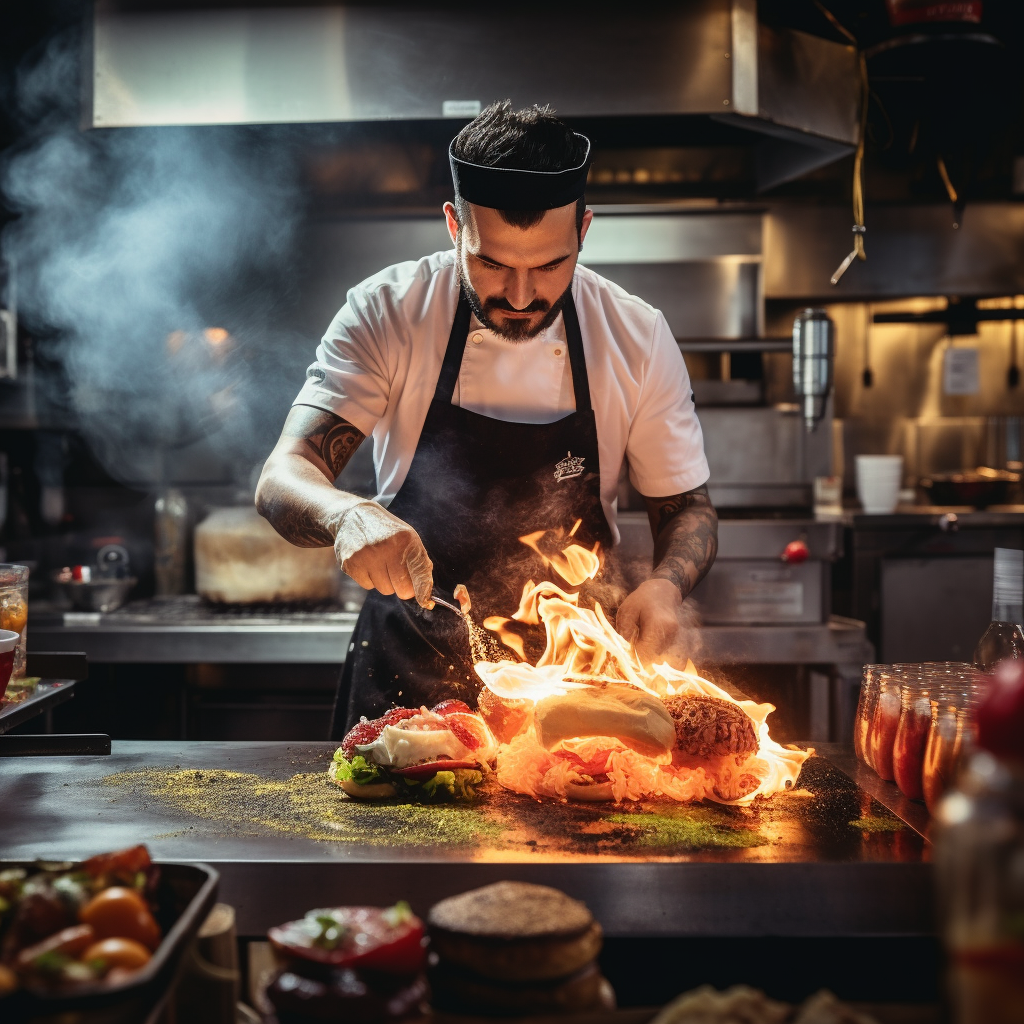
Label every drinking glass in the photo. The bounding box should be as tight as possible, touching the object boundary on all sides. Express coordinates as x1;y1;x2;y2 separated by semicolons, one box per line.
854;664;884;765
892;667;930;799
0;564;28;680
922;678;977;815
869;668;901;781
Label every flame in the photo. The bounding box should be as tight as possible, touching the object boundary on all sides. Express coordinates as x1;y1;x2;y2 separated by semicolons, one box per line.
472;539;811;806
519;520;601;587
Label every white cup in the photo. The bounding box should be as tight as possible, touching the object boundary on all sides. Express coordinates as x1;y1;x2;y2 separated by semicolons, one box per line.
856;455;903;514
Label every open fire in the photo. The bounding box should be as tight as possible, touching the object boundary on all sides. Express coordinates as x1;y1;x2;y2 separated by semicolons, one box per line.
464;528;810;806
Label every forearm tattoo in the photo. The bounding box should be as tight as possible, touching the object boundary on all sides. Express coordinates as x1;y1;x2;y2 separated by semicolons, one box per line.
257;408;365;548
643;485;719;599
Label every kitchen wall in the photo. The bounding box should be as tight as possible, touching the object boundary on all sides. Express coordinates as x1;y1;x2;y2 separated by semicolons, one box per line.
768;295;1024;490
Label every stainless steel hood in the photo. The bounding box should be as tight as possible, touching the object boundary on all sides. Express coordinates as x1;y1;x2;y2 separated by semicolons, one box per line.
90;0;860;190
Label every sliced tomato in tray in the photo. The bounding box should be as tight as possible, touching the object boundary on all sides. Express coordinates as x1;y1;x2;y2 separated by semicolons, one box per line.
268;904;425;974
389;759;480;779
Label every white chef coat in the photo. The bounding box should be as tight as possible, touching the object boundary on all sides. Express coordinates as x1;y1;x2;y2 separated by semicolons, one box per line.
294;249;709;539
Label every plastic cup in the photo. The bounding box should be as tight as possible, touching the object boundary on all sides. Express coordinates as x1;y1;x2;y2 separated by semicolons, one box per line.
856;455;903;514
0;628;19;702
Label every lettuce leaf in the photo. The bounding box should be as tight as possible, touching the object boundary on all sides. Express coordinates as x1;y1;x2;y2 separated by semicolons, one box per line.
330;749;483;802
329;751;383;786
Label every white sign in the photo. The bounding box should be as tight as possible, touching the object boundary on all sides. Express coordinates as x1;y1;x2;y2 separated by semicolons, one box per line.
442;100;481;118
943;346;980;395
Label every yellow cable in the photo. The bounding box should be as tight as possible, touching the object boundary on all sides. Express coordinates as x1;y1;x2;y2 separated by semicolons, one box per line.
936;156;958;204
831;50;869;285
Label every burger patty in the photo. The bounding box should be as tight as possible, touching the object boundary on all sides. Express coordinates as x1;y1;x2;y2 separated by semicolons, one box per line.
663;695;758;759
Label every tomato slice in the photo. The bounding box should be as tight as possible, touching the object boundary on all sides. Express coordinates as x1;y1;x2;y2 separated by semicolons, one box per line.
268;905;425;974
389;759;479;778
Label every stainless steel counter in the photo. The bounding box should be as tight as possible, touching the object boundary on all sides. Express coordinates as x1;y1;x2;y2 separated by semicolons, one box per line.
0;740;930;940
28;597;873;666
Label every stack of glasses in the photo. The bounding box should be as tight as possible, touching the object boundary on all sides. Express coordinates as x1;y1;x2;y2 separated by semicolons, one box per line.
854;662;981;814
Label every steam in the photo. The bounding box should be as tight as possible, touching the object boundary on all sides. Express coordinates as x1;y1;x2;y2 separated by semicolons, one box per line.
1;32;308;486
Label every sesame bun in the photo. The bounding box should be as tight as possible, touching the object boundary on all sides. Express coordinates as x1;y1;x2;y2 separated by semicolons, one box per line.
428;882;601;983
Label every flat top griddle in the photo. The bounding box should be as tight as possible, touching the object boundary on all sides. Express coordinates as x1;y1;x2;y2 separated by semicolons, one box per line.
0;741;932;939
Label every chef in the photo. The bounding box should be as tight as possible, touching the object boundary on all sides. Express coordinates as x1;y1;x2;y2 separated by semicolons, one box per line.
257;102;717;736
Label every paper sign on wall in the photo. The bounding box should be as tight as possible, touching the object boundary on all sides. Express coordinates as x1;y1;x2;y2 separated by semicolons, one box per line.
943;346;980;395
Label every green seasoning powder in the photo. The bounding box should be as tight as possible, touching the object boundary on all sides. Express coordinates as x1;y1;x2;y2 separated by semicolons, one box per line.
849;814;906;833
606;807;768;850
101;769;503;847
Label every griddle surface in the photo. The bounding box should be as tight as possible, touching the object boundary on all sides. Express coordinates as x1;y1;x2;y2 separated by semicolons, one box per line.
0;741;921;863
0;742;932;939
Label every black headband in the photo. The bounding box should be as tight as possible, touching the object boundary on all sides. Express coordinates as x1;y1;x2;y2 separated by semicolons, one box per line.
449;135;592;211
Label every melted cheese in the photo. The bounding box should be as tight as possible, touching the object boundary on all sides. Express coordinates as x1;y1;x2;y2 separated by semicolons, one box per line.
356;722;470;768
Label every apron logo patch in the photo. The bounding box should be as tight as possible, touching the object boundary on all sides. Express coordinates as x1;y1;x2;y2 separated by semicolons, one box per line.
554;451;585;482
305;363;327;385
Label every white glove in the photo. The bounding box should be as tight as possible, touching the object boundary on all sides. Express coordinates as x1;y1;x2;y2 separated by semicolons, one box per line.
334;501;434;608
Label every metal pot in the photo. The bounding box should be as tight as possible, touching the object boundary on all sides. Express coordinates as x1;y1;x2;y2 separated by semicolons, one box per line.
55;575;137;613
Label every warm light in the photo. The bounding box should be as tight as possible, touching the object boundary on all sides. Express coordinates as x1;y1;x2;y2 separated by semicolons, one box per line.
203;327;230;345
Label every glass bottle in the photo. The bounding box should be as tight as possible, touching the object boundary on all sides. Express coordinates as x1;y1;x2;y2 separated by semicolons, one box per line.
935;752;1024;1024
974;547;1023;672
0;562;28;679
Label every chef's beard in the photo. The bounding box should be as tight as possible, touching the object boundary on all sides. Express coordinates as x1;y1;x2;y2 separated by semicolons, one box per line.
457;237;572;342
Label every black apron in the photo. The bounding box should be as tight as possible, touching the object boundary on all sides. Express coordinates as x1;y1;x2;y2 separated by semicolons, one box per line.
330;287;612;738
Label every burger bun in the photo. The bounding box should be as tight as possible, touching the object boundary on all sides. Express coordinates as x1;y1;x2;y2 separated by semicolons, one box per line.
336;777;397;800
563;780;615;802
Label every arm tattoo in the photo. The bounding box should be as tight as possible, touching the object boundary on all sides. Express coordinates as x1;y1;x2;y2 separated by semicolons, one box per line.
256;407;366;548
642;485;719;600
285;408;365;479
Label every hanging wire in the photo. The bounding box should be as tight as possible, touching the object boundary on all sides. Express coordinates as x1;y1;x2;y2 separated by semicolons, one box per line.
814;1;870;286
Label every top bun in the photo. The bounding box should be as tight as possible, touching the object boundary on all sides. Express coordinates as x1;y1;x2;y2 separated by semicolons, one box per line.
428;882;593;940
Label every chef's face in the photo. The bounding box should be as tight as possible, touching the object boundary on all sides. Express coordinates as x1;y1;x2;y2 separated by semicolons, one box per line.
444;200;593;341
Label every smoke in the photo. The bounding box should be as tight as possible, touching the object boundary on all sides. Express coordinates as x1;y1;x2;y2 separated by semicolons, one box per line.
1;31;309;486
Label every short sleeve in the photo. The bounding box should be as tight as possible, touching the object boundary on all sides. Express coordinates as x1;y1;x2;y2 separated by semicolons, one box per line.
292;286;391;438
625;311;710;497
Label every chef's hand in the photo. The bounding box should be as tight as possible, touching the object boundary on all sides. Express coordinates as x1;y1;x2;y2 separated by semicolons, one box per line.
334;501;434;608
616;579;692;667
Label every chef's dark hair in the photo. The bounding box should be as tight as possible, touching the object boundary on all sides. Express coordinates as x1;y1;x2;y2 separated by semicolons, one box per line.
451;101;587;234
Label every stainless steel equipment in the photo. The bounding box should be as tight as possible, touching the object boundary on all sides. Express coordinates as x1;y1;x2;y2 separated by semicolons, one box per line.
89;2;859;191
617;513;841;627
793;308;835;433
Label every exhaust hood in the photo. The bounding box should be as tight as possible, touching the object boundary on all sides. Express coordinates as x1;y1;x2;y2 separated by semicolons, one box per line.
90;0;859;190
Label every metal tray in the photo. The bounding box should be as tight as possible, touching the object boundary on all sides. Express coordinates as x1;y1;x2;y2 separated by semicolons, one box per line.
1;860;218;1024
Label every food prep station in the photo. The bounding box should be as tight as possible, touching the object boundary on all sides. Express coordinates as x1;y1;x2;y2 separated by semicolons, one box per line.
3;3;1024;1020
